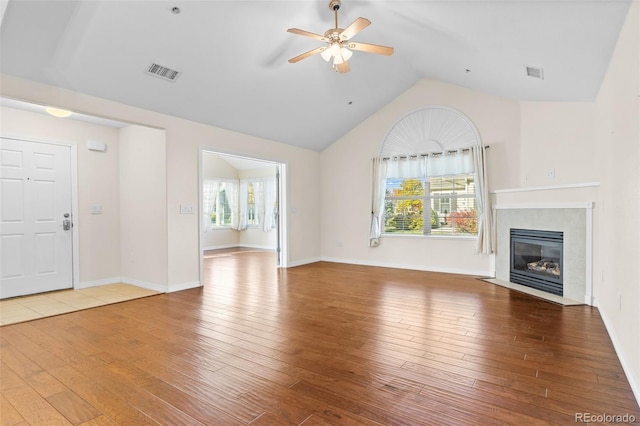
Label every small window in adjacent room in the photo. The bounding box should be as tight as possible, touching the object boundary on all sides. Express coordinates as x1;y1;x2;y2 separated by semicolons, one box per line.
247;181;258;227
203;179;235;228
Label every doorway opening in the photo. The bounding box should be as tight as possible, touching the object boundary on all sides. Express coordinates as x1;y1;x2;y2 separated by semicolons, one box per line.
199;149;288;286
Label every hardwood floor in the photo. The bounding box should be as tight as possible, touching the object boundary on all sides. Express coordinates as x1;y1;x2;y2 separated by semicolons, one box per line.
1;249;638;425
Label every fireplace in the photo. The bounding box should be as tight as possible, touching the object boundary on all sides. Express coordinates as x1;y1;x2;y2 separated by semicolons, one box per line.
510;228;563;296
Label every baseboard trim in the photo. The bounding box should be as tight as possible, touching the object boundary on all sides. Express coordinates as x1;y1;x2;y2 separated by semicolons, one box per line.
238;244;276;250
78;276;194;295
121;277;166;293
77;277;122;289
592;299;640;406
287;257;322;268
203;244;238;251
320;257;491;277
168;281;201;293
203;244;276;251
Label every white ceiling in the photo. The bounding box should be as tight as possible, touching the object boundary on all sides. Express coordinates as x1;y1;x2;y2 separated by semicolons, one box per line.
0;0;631;152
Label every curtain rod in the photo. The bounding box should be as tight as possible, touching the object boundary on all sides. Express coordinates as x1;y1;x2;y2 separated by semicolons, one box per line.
381;145;490;161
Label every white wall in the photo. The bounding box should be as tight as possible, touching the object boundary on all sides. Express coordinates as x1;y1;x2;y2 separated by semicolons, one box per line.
119;125;167;290
0;75;323;290
520;102;598;187
0;106;121;284
320;78;521;275
593;0;640;401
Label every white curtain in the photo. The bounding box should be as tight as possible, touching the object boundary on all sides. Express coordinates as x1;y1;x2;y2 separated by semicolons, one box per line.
202;179;218;232
238;179;249;230
426;150;473;176
472;145;493;254
255;180;264;229
227;180;240;230
261;177;277;232
369;157;388;246
383;150;473;179
385;156;425;178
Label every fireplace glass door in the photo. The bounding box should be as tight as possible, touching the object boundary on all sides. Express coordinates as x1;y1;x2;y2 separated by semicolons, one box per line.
510;229;563;295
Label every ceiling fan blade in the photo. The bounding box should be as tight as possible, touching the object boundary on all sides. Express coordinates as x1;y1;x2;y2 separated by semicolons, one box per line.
339;17;371;41
347;42;394;56
287;28;328;42
288;46;327;63
336;61;350;73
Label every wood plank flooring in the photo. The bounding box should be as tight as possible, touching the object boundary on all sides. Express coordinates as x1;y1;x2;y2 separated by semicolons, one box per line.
1;249;639;425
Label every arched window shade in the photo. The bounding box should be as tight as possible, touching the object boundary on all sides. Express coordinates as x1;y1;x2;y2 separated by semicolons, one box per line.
380;106;482;156
370;106;493;255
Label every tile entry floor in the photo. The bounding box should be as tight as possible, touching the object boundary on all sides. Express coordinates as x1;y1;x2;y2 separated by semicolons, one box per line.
0;284;161;326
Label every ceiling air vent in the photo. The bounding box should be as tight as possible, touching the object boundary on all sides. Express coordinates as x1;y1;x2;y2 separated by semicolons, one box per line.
526;66;544;80
145;63;181;82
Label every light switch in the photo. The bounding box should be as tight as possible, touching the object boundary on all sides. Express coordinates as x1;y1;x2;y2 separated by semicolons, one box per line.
91;205;102;215
180;204;195;214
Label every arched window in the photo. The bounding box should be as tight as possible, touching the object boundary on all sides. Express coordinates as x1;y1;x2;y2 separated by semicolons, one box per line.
370;106;493;253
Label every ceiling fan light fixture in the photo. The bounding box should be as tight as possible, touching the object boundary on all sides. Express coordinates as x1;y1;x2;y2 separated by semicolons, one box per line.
341;47;353;61
330;43;341;57
287;0;393;73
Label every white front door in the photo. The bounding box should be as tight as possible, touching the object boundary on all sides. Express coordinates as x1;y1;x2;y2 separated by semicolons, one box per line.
0;138;73;299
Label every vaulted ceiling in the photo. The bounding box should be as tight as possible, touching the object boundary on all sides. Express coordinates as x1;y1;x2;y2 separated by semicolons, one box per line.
0;0;631;151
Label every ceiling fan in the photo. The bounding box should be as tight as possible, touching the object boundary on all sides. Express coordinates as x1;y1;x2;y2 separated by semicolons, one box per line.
287;0;394;73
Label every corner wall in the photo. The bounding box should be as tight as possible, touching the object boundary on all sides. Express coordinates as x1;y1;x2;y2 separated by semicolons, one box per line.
119;125;167;290
594;0;640;401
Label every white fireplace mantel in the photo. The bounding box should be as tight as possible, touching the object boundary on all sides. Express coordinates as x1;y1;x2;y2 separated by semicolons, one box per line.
492;202;594;305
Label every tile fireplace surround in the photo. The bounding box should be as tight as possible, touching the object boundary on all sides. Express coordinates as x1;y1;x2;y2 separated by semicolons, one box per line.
493;203;593;305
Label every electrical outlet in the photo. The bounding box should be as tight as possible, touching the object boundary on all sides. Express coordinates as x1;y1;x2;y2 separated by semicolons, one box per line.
546;168;555;178
91;205;102;215
337;241;344;247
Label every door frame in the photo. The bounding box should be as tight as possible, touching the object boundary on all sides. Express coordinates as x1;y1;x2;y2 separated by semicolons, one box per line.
1;136;80;291
198;146;289;286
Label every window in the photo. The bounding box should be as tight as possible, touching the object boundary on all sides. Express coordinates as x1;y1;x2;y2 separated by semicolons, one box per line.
203;180;235;228
247;182;258;226
203;176;276;232
382;155;477;236
371;106;492;252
